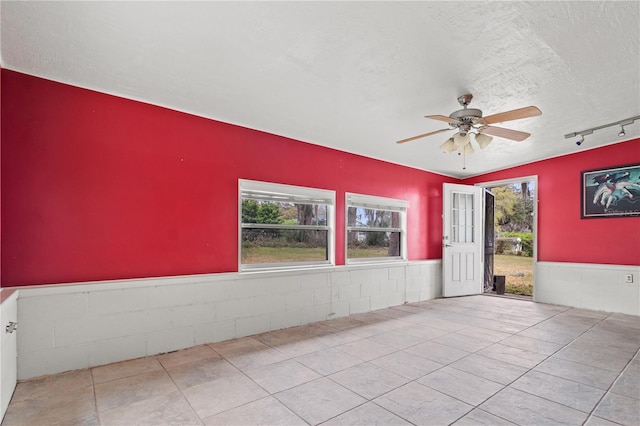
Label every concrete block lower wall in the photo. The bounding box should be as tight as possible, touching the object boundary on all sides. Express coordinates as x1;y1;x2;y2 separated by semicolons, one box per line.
16;260;442;380
535;262;640;315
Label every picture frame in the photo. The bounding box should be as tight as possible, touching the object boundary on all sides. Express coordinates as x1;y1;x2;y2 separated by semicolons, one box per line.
581;163;640;218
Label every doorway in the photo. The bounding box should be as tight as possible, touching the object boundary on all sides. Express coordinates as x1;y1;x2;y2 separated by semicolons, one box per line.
478;176;537;298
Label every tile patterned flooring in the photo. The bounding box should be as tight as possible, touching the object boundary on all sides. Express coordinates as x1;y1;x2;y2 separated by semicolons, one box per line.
4;295;639;425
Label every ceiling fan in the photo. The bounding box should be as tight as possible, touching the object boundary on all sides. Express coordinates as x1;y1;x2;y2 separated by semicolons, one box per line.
397;94;542;155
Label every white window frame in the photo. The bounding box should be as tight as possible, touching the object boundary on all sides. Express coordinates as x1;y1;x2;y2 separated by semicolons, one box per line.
345;192;408;264
239;179;335;271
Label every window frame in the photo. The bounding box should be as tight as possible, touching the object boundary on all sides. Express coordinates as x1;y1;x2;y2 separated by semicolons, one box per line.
345;192;408;264
239;179;336;272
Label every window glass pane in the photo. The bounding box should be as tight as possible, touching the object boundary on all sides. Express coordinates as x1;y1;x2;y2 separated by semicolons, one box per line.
347;207;398;229
242;200;327;226
241;229;327;264
286;203;327;226
451;192;475;243
346;193;406;262
347;231;401;258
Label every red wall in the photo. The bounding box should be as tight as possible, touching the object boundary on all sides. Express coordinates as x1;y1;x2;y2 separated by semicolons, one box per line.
466;139;640;266
1;70;455;287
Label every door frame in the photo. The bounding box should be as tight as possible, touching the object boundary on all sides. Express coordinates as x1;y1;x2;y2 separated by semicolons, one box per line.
474;175;538;300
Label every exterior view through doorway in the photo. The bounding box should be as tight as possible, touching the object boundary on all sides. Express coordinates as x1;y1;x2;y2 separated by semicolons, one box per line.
478;177;537;298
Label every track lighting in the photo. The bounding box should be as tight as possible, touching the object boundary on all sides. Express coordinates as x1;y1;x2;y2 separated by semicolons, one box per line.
565;115;639;146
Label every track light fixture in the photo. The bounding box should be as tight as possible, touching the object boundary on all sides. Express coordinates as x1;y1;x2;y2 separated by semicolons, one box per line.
565;115;639;146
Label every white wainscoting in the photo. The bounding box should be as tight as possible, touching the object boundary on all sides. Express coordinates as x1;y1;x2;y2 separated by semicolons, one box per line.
15;260;442;380
535;262;640;316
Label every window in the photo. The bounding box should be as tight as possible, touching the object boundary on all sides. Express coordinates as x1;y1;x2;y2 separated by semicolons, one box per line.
451;192;474;243
346;193;407;262
239;180;335;270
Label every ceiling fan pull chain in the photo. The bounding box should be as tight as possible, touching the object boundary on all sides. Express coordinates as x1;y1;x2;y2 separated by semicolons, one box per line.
462;147;467;170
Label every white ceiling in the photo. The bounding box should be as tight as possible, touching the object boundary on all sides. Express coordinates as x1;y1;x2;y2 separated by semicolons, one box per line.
1;1;639;178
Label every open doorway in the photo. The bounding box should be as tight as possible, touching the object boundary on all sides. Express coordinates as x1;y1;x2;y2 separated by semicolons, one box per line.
479;177;537;298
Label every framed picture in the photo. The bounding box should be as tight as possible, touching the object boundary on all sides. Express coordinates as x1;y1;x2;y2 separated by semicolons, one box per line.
581;163;640;218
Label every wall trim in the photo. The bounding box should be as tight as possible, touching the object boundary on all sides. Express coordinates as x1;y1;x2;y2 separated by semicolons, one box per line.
11;260;440;296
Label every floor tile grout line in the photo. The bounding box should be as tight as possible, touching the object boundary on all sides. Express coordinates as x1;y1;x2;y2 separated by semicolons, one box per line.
8;297;635;426
90;368;102;426
209;365;312;426
398;298;554;426
477;310;639;423
321;301;524;422
208;328;408;425
204;301;496;424
210;304;633;425
202;339;316;425
441;301;602;426
583;347;640;426
443;305;622;423
155;351;213;425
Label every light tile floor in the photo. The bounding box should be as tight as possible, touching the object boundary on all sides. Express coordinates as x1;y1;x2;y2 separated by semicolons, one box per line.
4;295;639;425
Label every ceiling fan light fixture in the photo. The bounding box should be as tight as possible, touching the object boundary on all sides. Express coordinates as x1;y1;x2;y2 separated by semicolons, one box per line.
439;138;456;153
453;132;470;147
475;133;493;149
462;142;474;155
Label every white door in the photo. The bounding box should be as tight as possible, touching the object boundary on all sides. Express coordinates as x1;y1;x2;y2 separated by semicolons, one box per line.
442;183;484;297
0;291;18;420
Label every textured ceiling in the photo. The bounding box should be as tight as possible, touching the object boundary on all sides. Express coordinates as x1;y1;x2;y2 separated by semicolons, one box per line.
1;1;639;178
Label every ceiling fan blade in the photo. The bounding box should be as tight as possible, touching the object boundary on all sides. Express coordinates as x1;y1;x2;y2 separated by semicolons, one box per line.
482;106;542;125
480;126;530;142
425;115;461;125
396;128;450;144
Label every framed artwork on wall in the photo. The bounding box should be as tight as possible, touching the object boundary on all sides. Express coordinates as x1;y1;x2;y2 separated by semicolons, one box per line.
581;163;640;218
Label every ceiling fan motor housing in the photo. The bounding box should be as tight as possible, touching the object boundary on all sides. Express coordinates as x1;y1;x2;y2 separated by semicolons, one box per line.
449;108;483;135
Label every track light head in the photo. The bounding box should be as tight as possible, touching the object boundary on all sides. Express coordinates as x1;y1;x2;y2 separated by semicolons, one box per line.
618;125;626;137
576;134;584;146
